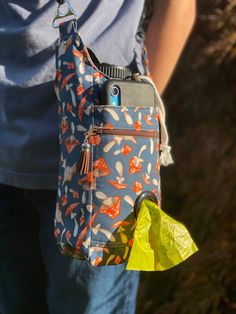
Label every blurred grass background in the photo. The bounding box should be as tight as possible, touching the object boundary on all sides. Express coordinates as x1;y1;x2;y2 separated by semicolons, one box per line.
137;1;236;313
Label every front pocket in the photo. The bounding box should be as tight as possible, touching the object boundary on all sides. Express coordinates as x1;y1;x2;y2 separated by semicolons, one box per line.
88;125;160;247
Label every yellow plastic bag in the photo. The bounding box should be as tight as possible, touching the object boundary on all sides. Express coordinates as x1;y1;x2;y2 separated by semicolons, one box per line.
126;198;198;271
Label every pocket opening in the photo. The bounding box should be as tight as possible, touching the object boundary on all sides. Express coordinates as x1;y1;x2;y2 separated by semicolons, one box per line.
88;126;159;138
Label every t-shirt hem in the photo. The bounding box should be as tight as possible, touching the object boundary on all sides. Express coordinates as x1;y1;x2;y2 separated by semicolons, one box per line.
0;167;58;190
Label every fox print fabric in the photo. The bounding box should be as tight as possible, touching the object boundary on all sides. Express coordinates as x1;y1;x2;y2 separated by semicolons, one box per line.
54;19;161;266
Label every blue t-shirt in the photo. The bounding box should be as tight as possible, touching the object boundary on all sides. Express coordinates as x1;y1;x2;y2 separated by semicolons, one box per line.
0;0;145;190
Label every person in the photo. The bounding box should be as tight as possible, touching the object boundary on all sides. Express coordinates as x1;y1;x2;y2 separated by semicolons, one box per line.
0;0;196;313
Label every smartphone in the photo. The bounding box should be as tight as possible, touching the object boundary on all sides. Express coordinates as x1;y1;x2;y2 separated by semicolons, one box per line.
101;79;155;107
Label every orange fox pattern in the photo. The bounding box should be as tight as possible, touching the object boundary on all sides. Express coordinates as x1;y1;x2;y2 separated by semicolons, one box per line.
53;19;161;266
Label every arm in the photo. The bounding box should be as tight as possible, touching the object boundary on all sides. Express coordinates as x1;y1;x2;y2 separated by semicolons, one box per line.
145;0;196;95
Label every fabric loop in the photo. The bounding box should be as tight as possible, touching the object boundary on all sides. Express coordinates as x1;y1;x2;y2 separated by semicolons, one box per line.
133;74;174;166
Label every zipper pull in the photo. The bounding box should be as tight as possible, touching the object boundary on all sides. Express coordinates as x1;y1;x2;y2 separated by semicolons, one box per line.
91;125;102;132
77;126;107;174
77;132;91;174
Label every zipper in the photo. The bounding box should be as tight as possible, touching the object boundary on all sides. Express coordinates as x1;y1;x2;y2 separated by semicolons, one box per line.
86;126;159;138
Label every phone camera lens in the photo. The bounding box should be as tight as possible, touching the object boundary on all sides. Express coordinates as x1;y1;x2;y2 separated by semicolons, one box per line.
110;85;120;97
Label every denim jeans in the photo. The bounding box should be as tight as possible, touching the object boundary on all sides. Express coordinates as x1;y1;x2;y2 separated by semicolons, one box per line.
0;183;140;314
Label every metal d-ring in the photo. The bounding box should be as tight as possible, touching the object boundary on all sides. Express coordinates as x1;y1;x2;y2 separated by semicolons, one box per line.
52;0;78;28
133;191;158;219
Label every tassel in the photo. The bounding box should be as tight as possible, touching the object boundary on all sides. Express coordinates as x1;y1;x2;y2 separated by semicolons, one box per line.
160;144;174;166
77;142;91;174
